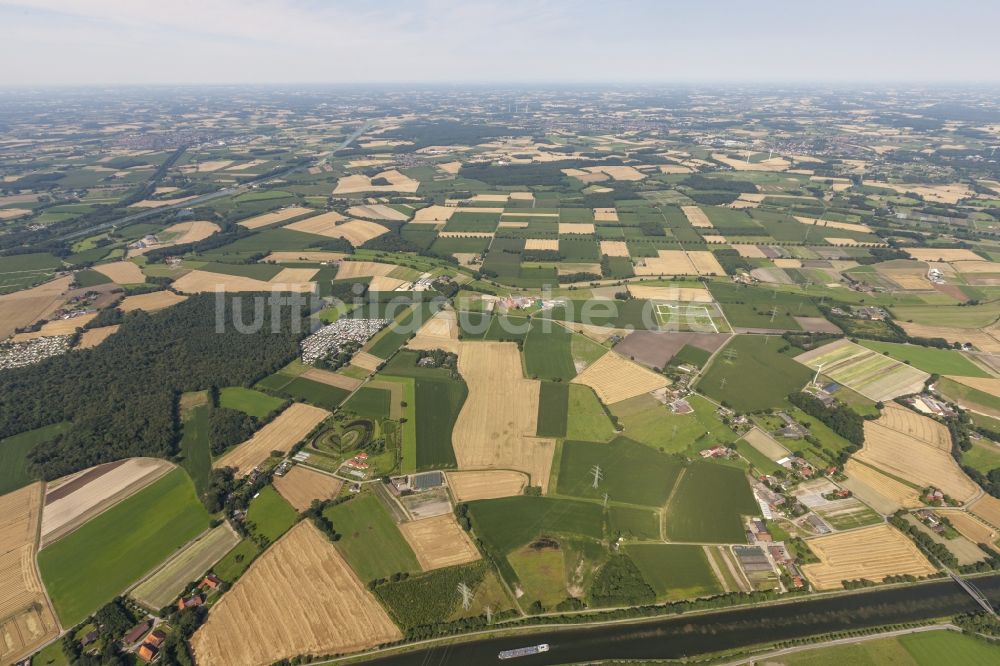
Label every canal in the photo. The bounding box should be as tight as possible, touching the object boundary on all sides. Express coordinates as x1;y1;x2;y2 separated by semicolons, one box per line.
358;575;1000;664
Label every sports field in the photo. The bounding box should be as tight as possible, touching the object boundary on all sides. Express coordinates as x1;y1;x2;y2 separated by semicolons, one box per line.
38;468;210;626
654;303;720;333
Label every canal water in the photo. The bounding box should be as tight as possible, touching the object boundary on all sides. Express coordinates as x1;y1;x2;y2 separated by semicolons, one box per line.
361;575;1000;665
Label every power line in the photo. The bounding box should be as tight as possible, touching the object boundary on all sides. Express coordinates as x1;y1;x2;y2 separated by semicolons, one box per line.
590;464;603;489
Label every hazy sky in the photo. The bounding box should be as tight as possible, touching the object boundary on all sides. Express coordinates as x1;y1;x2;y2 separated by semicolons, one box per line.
2;0;998;86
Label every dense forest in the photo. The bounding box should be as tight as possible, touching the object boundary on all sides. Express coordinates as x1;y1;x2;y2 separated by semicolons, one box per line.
0;294;302;479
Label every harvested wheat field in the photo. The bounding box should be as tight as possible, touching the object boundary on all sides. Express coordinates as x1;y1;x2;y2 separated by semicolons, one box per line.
773;258;802;269
351;351;383;370
238;207;315;230
399;514;481;572
944;375;1000;396
801;524;937;590
411;205;454;223
131;523;240;609
634;250;697;276
841;459;921;514
446;470;528;501
41;458;174;547
940;510;997;545
11;313;97;342
682;206;713;228
857;418;979;503
285;213;389;246
594;208;619;222
599;241;629;257
191;522;401;666
172;270;315;293
558;223;595;235
733;244;767;259
898;323;1000;353
525;238;560;251
367;275;409;291
271;267;319;284
452;341;555;491
584;165;646;181
969;494;1000;530
627;285;713;302
876;403;952;450
571;351;669;404
129;221;220;256
335;261;398;279
687;251;726;276
273;466;342;512
215;403;330;477
437;161;462;175
93;261;145;284
262;251;347;263
0;275;72;340
347;204;410;221
742;428;789;461
119;290;187;312
75;324;120;349
0;483;59;665
0;208;30;220
301;367;362;391
795;217;872;234
333;169;420;194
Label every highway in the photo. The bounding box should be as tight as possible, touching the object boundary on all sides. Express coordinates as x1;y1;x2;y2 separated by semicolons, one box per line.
59;120;371;241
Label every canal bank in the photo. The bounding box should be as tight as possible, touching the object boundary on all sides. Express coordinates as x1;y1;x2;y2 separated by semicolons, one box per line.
326;574;1000;665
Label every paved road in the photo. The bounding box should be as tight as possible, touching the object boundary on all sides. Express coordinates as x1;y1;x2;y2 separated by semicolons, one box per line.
60;121;371;241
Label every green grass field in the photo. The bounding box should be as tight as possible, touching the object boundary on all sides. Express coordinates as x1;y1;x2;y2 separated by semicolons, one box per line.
508;545;568;609
776;629;1000;665
857;340;990;377
626;544;723;600
523;319;577;381
277;376;350;410
566;384;617;442
608;506;661;540
890;301;1000;328
178;403;212;495
468;496;605;554
962;439;1000;474
937;377;1000;416
0;422;69;495
610;393;735;455
536;382;569;437
664;461;758;543
368;302;438;359
212;539;260;583
322;493;420;582
414;377;466;469
708;282;822;330
246;485;298;543
556;436;684;507
698;335;812;412
343;386;391;419
219;386;287;418
38;468;210;626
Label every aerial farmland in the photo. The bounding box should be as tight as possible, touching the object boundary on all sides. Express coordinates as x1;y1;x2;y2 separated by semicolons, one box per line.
1;73;1000;666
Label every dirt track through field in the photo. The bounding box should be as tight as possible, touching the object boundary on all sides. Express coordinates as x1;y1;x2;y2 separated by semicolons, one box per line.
191;522;401;666
451;341;555;491
214;403;330;477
